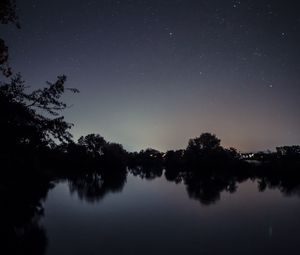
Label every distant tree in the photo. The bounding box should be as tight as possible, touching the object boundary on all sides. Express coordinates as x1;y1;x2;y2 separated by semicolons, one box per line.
78;134;107;158
74;134;128;169
183;133;241;168
139;148;163;166
185;133;221;162
226;147;240;160
187;133;221;152
128;148;163;179
164;149;184;167
276;146;300;160
102;142;128;169
164;149;184;183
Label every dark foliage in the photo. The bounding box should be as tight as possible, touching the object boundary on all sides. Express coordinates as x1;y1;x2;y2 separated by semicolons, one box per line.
0;0;20;77
0;163;51;255
0;74;78;154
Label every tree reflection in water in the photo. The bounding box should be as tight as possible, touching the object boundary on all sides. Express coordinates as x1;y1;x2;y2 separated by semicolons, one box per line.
129;166;163;180
66;164;300;206
1;165;300;255
167;165;300;206
68;169;127;203
0;172;51;255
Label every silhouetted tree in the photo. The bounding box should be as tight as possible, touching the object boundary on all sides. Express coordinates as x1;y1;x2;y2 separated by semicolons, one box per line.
128;148;164;179
0;0;19;26
78;134;107;158
186;133;221;152
0;74;78;153
184;133;225;167
102;142;128;169
164;150;184;183
0;4;50;252
164;149;184;167
226;147;240;160
139;148;163;166
276;145;300;160
0;0;20;77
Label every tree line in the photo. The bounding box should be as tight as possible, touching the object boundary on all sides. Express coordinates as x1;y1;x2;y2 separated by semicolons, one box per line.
1;68;300;176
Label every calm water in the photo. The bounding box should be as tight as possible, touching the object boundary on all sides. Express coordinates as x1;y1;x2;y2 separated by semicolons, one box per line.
41;173;300;255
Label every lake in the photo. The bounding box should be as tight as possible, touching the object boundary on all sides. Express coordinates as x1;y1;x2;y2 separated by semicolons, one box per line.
41;172;300;255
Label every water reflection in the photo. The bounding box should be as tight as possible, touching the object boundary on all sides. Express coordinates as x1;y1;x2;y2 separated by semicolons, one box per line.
258;176;300;197
129;166;163;180
167;166;300;205
43;170;300;255
0;172;51;255
66;166;300;206
2;165;300;255
184;174;238;205
68;169;127;203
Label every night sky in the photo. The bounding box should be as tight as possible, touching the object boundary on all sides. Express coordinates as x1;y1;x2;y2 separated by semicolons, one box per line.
2;0;300;152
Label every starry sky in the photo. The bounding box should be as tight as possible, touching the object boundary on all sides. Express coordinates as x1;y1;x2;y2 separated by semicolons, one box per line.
2;0;300;152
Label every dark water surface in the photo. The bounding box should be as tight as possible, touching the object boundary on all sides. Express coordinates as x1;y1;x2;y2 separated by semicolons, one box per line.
41;174;300;255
